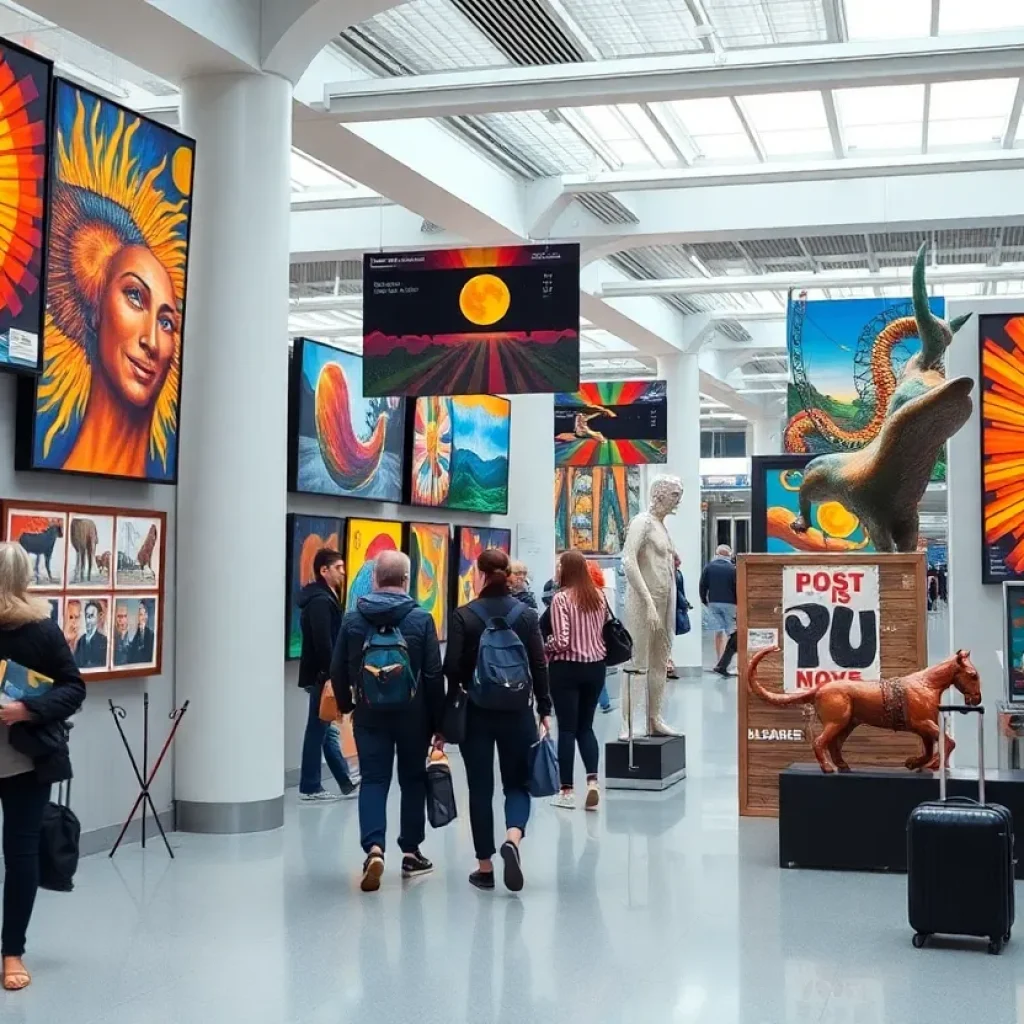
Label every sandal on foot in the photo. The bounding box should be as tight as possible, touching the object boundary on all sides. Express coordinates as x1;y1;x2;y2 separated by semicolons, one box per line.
2;957;30;991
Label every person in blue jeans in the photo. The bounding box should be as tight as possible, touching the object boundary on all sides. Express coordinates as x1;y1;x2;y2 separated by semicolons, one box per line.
331;550;445;892
297;549;356;802
444;548;552;893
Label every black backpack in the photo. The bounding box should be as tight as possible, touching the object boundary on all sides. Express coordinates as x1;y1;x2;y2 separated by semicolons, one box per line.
39;782;80;892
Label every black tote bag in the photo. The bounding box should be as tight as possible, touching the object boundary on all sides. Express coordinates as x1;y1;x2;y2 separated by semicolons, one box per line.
426;754;457;828
39;782;80;892
602;600;633;668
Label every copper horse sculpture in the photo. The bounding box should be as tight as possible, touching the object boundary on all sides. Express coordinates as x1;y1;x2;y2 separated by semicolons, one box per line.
747;647;982;773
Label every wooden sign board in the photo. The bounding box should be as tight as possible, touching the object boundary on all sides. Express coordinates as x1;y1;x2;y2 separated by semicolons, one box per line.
738;552;928;817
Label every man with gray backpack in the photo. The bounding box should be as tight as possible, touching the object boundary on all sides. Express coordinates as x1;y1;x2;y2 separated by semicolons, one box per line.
443;548;551;893
330;550;445;893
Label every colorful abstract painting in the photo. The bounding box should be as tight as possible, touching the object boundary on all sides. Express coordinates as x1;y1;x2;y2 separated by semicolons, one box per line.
285;514;344;661
555;381;667;466
16;79;195;483
289;338;406;501
454;526;512;608
346;518;404;607
554;466;641;554
0;40;52;374
785;294;947;479
1005;584;1024;700
409;522;450;642
980;314;1024;582
362;244;580;396
750;455;874;555
411;395;510;514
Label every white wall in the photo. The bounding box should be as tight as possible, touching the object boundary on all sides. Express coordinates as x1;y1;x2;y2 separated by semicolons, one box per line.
0;377;176;839
946;298;1018;769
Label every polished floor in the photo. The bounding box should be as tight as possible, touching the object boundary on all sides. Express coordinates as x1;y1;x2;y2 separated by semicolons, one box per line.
11;641;1024;1023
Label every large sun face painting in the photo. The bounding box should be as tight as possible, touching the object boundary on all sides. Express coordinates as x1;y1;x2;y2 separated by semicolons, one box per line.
554;466;641;554
16;79;195;483
411;395;510;514
289;338;406;501
980;314;1024;582
362;245;580;396
409;522;450;642
455;526;512;608
285;514;344;661
345;518;404;607
0;40;52;375
750;455;874;554
555;381;667;466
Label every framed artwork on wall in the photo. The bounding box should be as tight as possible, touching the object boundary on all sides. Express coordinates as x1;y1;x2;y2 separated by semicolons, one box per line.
15;78;196;483
750;454;874;554
362;244;580;396
288;337;407;502
554;466;641;554
1004;583;1024;701
345;517;405;607
2;500;167;680
453;525;512;608
0;39;53;376
408;522;451;642
554;381;667;466
284;513;345;662
980;314;1024;583
410;395;511;514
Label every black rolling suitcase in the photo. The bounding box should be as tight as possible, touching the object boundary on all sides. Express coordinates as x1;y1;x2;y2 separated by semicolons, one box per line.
907;705;1015;954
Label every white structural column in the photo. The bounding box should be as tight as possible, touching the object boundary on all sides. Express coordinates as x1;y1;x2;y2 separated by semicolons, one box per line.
657;354;703;670
175;73;294;832
750;415;782;456
509;392;556;602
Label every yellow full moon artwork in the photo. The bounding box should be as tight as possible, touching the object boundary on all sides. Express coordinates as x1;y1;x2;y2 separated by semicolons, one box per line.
459;273;511;327
172;146;193;196
816;501;859;538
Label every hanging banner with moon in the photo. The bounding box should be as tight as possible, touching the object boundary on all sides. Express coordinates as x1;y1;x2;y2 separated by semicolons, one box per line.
361;244;580;396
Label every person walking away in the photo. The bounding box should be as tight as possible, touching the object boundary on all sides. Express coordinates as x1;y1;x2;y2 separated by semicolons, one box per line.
331;550;444;892
297;549;356;802
0;543;85;991
547;551;609;810
699;545;737;674
586;560;615;713
444;549;550;892
508;561;537;609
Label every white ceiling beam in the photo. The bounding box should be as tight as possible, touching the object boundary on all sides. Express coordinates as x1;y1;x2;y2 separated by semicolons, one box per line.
290;186;391;211
1004;79;1024;149
290;295;362;311
561;149;1024;194
599;264;1024;298
321;32;1024;121
821;90;845;158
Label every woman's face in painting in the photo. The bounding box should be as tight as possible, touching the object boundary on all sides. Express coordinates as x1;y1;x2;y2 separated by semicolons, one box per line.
97;246;178;409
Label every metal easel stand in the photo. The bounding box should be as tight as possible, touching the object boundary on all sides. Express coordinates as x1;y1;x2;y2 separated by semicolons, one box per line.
108;696;190;859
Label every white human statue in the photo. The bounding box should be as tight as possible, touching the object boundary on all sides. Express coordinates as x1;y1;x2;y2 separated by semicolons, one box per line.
621;474;683;738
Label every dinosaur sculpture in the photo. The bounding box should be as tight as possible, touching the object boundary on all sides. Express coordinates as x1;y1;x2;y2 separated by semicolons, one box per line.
747;646;981;773
791;243;974;552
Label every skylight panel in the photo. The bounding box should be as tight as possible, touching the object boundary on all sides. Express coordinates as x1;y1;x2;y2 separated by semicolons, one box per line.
939;0;1024;34
844;0;931;40
664;98;757;161
740;92;832;157
928;78;1018;148
835;84;925;153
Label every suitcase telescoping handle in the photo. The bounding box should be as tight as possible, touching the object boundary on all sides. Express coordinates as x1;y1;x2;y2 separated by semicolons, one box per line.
938;704;985;804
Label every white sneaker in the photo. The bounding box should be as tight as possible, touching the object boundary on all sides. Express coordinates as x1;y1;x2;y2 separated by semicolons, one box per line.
299;790;342;804
551;791;576;810
585;781;600;811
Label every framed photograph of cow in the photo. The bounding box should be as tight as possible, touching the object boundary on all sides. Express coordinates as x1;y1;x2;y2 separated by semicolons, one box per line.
1;500;167;682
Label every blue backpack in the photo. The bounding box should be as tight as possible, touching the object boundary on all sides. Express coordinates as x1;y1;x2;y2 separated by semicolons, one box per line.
359;618;418;708
467;600;533;711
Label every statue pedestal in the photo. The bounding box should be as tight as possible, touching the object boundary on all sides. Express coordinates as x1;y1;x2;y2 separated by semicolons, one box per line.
605;735;686;791
779;763;1024;877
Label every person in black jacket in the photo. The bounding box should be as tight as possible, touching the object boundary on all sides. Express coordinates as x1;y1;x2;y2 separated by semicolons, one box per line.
0;542;85;991
699;545;738;674
444;548;551;894
297;549;355;801
331;550;444;892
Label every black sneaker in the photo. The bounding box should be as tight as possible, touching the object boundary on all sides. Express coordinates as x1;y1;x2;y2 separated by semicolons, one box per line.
361;851;384;892
401;850;433;878
500;840;524;892
469;870;495;890
339;777;358;799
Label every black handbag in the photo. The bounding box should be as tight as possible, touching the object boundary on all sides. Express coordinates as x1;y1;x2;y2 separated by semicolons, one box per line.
9;717;71;760
602;601;633;668
425;754;457;828
441;686;468;745
39;782;80;892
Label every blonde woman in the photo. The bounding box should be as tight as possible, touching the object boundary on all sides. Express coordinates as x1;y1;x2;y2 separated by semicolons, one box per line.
0;543;85;991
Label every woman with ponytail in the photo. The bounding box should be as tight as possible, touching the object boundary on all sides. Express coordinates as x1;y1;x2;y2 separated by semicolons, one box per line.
444;548;550;892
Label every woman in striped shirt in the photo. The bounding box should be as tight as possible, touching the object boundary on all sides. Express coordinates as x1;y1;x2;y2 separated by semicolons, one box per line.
546;550;608;810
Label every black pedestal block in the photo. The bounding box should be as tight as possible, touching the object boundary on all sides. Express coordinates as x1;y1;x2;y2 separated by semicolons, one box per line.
779;763;1024;877
605;735;686;790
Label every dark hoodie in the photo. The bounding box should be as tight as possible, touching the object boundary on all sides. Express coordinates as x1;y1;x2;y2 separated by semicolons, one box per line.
329;590;445;734
297;581;342;690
